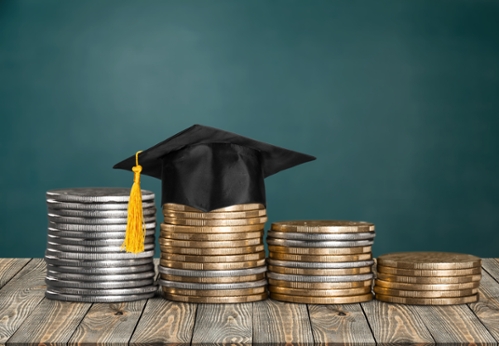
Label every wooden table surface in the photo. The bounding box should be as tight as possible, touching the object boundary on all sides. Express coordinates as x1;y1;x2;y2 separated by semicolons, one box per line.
1;258;499;345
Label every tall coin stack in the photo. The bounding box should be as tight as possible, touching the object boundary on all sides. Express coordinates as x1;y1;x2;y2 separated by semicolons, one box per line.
44;188;157;302
374;252;481;305
158;203;268;303
267;220;376;304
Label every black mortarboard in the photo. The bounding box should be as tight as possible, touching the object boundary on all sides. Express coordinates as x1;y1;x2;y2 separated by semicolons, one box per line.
113;124;315;212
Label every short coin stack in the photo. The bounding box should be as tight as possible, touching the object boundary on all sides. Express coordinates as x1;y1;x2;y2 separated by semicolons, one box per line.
267;220;376;304
44;188;157;302
374;252;481;305
158;203;268;303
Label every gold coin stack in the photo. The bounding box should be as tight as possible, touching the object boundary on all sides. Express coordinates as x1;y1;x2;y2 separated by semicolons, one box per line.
266;220;376;304
374;252;481;305
158;203;268;303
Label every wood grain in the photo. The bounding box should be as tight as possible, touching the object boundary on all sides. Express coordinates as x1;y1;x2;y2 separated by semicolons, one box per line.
252;298;314;345
192;303;252;345
0;258;30;289
308;303;376;345
483;258;499;282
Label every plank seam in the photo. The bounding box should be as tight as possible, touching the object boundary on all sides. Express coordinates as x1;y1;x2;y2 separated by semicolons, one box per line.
63;301;94;344
0;259;33;290
127;297;150;344
189;301;199;346
5;295;46;345
359;302;378;345
305;304;316;345
464;302;499;344
482;262;499;286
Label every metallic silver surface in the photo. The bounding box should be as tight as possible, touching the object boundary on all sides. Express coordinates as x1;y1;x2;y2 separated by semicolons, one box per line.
46;263;154;274
44;255;153;267
47;207;156;218
158;265;267;277
45;290;155;302
267;231;376;241
158;278;268;290
46;234;155;247
48;221;156;231
46;199;155;210
46;188;155;202
45;277;154;288
48;214;156;225
46;270;155;282
266;259;375;269
46;285;158;296
45;248;155;260
266;271;374;282
47;228;156;239
266;238;374;248
46;242;154;253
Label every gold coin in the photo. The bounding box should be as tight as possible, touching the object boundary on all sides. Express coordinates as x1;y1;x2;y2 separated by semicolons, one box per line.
268;265;372;276
268;245;372;255
163;209;267;220
268;278;373;289
160;244;265;255
269;285;371;297
163;203;265;212
373;286;478;298
159;237;262;248
160;231;263;241
160;252;265;263
163;216;267;226
162;273;266;283
375;293;479;305
377;265;481;277
160;223;264;233
269;252;372;262
270;292;373;304
377;252;481;270
163;292;268;303
374;279;480;291
162;286;266;297
160;258;266;270
271;220;375;233
376;272;482;284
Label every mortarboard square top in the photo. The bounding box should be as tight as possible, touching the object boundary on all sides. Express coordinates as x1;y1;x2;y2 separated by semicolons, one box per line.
113;124;315;212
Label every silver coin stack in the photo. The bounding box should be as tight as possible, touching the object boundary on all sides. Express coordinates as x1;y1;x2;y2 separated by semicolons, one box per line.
44;187;157;303
266;220;376;304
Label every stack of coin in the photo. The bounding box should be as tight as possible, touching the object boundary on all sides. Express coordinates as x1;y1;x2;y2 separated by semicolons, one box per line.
374;252;481;305
158;203;268;303
44;188;157;302
267;220;375;304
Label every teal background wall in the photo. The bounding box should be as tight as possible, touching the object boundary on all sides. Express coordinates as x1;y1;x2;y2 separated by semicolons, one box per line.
1;0;498;258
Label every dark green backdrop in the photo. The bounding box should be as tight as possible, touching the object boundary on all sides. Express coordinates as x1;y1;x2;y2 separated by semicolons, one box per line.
1;0;498;258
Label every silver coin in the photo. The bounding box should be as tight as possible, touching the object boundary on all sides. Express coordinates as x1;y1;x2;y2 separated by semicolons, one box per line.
46;188;155;202
46;285;158;296
266;238;374;248
48;221;156;231
48;214;156;225
46;270;155;282
158;278;268;290
46;263;154;275
44;255;153;267
267;231;376;241
47;227;156;239
46;242;155;253
45;277;154;289
47;234;155;247
45;290;155;302
267;259;375;269
158;265;267;277
46;199;156;210
267;271;374;283
45;248;155;260
47;208;156;218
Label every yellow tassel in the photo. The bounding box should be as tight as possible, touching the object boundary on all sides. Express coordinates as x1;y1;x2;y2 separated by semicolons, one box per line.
122;151;146;254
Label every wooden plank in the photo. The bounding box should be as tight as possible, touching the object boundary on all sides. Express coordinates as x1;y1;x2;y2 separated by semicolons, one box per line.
252;299;314;345
361;299;434;345
68;301;147;346
191;303;252;345
0;258;31;289
483;258;499;282
129;299;197;345
0;259;47;344
308;303;376;345
7;299;91;345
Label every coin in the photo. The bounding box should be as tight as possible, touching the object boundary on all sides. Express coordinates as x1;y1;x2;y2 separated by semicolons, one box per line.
46;188;155;202
160;223;263;233
163;209;266;219
162;273;265;284
46;263;154;275
376;265;481;277
268;278;373;289
47;208;156;218
161;244;265;256
268;265;372;276
162;292;268;303
47;199;155;210
158;265;267;277
268;245;372;255
48;214;156;225
376;272;482;284
267;271;374;283
268;285;372;297
45;248;155;260
159;238;262;249
49;221;156;231
375;293;479;305
374;279;480;291
267;238;374;248
270;292;373;304
160;259;266;270
158;278;267;290
271;220;375;233
160;252;265;263
47;235;155;247
160;231;263;241
267;259;374;269
267;231;376;241
46;285;158;296
45;290;155;302
44;255;153;268
47;228;156;239
162;286;266;297
45;277;154;289
47;242;155;253
163;216;267;226
269;252;373;262
46;270;155;282
377;252;482;270
163;203;265;212
373;286;478;298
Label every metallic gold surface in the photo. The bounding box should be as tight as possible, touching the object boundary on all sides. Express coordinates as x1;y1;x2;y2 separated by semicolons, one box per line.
160;223;264;233
163;209;266;219
268;278;373;289
373;286;478;298
162;292;268;303
377;265;481;277
374;279;480;291
268;245;372;255
163;216;267;226
268;265;372;276
160;258;266;270
269;252;372;262
163;203;265;212
271;220;375;233
162;286;266;297
376;272;482;284
375;293;479;305
159;237;262;249
160;244;265;255
268;285;372;297
161;273;266;283
270;292;373;304
160;252;265;263
377;252;481;270
160;231;263;241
